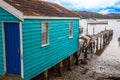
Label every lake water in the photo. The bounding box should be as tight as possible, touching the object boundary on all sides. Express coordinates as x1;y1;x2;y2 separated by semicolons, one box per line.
81;19;120;76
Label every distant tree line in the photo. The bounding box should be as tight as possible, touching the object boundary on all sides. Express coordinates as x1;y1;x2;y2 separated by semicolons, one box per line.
74;11;120;19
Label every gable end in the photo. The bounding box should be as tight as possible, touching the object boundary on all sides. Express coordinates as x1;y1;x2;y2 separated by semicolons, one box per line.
0;0;23;21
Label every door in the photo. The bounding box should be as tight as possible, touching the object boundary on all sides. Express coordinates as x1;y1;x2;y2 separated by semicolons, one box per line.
4;22;21;75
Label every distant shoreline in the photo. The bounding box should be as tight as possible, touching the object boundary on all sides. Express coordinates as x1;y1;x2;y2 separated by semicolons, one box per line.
74;11;120;19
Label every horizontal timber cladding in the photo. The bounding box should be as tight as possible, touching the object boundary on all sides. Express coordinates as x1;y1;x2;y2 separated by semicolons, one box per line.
22;19;79;80
0;8;20;76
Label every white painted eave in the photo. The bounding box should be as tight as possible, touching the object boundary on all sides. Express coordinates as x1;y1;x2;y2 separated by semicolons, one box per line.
24;16;80;20
0;0;24;21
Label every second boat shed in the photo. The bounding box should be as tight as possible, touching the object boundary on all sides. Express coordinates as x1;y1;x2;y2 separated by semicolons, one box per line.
0;0;81;79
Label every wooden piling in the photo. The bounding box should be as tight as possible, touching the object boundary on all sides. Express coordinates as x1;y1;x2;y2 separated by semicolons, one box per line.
103;35;105;46
93;41;95;53
94;41;96;47
74;52;79;65
84;47;88;59
59;62;63;76
105;34;107;44
106;34;108;44
90;42;93;54
96;37;99;51
68;56;72;70
100;36;101;49
44;70;48;80
96;37;98;51
102;35;103;48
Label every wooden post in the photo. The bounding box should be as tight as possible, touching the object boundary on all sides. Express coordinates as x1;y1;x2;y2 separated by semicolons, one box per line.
100;36;102;49
94;40;97;53
109;32;112;42
108;33;110;43
110;32;111;41
93;41;95;53
102;35;103;48
110;32;112;41
74;52;79;65
103;35;105;46
68;56;72;70
111;31;113;40
97;37;99;51
96;37;98;51
84;47;87;59
105;34;107;44
44;70;48;80
59;62;63;76
106;34;108;44
88;42;91;54
104;34;106;45
91;42;93;54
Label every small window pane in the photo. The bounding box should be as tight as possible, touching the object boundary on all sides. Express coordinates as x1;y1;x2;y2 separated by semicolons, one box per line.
42;22;49;46
69;22;73;38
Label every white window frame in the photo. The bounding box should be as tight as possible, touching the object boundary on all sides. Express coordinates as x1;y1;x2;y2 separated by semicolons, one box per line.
69;21;73;38
41;22;49;47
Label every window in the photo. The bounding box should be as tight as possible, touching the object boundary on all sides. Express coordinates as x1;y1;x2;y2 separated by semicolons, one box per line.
69;22;73;38
41;22;49;46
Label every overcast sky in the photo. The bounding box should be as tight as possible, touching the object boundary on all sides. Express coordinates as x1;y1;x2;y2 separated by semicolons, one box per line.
46;0;120;14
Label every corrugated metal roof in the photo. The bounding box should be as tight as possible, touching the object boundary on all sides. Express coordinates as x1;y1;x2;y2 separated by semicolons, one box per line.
4;0;81;18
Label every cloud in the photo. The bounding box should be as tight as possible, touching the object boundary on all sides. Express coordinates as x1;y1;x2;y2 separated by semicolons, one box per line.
46;0;120;13
98;8;116;14
114;4;120;8
98;10;110;14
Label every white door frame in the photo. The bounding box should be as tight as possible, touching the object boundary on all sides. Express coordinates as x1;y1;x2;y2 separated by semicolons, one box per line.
2;22;24;79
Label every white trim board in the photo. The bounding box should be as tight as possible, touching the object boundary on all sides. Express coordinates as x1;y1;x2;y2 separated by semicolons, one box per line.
19;22;24;79
24;16;80;20
2;22;6;74
0;0;23;21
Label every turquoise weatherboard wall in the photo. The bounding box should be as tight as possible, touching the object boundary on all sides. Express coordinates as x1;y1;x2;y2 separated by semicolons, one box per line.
0;8;20;76
22;19;79;80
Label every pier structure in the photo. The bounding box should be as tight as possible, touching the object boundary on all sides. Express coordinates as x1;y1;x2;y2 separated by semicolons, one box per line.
79;29;113;59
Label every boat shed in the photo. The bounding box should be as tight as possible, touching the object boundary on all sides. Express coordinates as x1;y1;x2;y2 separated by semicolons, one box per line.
0;0;81;79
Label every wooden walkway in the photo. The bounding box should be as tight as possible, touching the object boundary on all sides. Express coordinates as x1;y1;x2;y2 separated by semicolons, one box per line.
79;29;113;59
